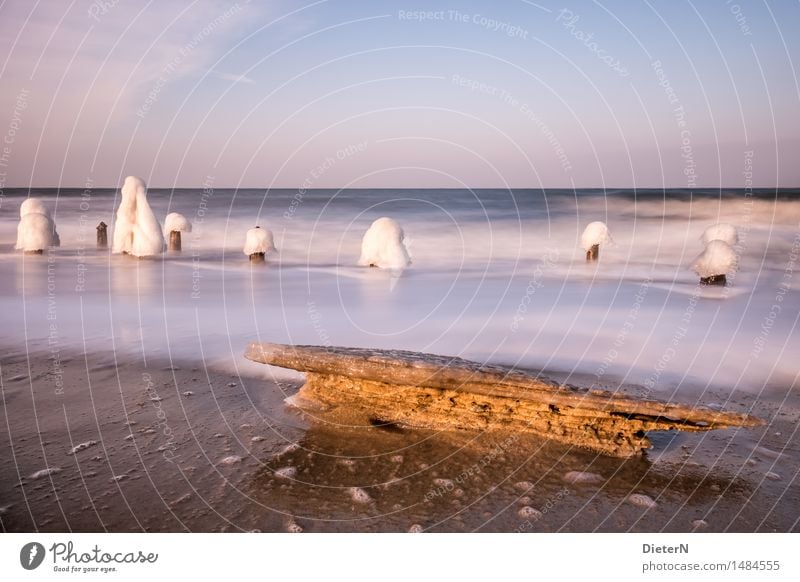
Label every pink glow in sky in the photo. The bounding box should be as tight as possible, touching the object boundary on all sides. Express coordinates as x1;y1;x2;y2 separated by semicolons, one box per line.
0;0;798;189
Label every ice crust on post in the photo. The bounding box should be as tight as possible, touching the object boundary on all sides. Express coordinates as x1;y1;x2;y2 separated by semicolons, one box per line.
580;221;611;261
691;239;737;283
357;217;411;270
111;176;165;257
701;223;738;246
244;226;276;262
164;212;192;252
15;198;60;252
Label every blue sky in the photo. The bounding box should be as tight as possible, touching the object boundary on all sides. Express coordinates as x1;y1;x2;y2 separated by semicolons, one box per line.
0;0;798;188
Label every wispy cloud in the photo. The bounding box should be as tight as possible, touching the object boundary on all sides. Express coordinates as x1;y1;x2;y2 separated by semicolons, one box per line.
211;70;256;84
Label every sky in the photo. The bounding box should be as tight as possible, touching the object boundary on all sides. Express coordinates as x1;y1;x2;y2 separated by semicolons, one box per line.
0;0;798;189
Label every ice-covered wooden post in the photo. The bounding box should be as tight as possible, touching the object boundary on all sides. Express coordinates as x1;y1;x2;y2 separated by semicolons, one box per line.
164;212;191;253
692;224;739;286
581;221;611;262
15;198;60;254
244;226;276;263
691;240;737;286
357;217;411;269
96;222;108;248
111;176;165;257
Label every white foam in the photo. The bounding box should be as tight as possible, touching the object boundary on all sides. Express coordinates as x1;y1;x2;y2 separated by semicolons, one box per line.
69;440;98;455
29;467;61;480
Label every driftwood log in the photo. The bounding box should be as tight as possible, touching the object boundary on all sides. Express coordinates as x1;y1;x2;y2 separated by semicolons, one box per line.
245;343;762;458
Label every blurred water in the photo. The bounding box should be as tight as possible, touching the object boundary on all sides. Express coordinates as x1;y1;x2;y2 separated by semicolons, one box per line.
1;187;799;395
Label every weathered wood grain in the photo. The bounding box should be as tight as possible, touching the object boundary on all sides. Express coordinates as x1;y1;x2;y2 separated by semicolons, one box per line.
245;342;762;457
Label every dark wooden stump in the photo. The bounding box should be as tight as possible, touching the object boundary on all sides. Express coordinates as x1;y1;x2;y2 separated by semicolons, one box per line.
96;222;108;248
249;252;265;263
700;274;726;286
168;230;182;252
586;244;599;261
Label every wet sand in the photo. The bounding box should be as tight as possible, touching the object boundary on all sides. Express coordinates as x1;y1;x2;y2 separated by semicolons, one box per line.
1;347;797;532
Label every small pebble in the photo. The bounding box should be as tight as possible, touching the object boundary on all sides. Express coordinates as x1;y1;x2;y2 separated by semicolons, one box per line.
691;519;709;529
627;493;658;509
563;471;604;485
765;472;781;481
274;467;297;479
514;481;534;491
286;521;303;533
433;478;453;488
390;455;404;463
219;456;242;465
228;382;237;387
182;391;194;397
518;506;543;519
250;436;266;443
348;487;372;504
408;524;424;533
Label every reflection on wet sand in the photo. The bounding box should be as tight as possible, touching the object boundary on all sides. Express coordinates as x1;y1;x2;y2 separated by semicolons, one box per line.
249;407;761;533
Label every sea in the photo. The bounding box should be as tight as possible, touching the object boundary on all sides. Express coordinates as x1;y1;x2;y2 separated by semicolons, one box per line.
1;187;798;394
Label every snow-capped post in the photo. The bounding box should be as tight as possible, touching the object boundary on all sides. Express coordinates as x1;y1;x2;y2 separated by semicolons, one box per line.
580;221;612;262
701;223;738;247
357;217;411;270
96;222;108;248
243;226;276;263
691;240;737;286
111;176;165;257
164;212;192;252
15;198;60;254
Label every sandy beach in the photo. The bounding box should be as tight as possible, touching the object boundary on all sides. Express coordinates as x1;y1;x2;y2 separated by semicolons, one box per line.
2;346;797;533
